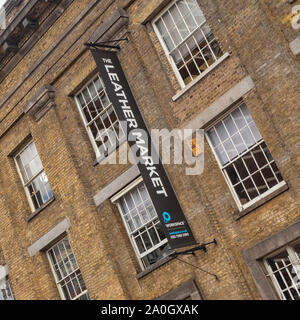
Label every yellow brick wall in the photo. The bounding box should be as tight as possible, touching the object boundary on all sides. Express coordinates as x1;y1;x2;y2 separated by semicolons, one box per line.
0;0;299;300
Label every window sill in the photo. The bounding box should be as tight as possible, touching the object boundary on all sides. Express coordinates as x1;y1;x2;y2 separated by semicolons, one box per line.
172;52;231;102
234;182;289;220
136;253;175;280
27;196;55;223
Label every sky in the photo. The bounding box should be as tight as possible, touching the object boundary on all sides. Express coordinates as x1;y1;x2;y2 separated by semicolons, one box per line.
0;0;6;9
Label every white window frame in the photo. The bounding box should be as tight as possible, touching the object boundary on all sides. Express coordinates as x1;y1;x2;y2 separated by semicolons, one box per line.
111;177;169;270
205;102;286;212
263;242;300;300
14;140;53;212
0;278;14;301
0;265;14;301
74;74;126;161
152;0;226;89
47;237;89;301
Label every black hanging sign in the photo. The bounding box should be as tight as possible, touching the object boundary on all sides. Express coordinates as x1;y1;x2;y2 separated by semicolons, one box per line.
90;49;197;249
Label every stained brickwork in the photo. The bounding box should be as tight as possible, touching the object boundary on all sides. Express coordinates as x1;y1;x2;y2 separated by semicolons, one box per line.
0;0;299;300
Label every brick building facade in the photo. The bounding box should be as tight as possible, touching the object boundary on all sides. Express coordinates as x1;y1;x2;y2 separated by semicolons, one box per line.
0;0;299;300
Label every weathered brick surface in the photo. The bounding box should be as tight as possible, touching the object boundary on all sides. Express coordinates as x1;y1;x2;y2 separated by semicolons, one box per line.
0;0;299;300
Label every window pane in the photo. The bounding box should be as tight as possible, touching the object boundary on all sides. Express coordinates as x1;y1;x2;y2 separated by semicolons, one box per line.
157;19;175;51
146;201;157;219
48;249;57;265
82;107;92;123
234;183;249;204
194;28;207;52
132;188;142;205
183;55;200;79
234;158;248;180
28;184;39;210
134;235;146;254
149;227;160;246
31;173;52;206
178;65;192;85
224;115;238;136
77;272;87;291
170;5;190;38
117;182;169;270
262;142;274;162
215;144;229;165
0;280;14;301
139;207;149;224
47;238;88;300
215;122;228;142
155;0;222;86
223;139;238;161
252;171;268;195
225;164;240;185
252;146;267;167
268;253;285;273
30;156;43;178
283;291;292;300
231;133;247;154
77;93;85;108
290;288;300;300
82;88;91;104
54;265;62;281
20;146;32;166
261;166;278;188
210;40;223;59
156;221;167;241
207;104;284;208
292;243;300;260
240;103;253;123
249;121;262;142
271;162;283;182
16;157;28;183
125;215;135;232
187;0;205;25
124;193;134;211
164;12;182;45
141;231;153;250
141;243;170;268
232;108;247;129
133;214;142;229
66;279;76;299
93;98;103;114
264;249;300;300
94;76;103;92
243;178;259;200
202;45;215;66
88;83;97;99
75;75;121;157
139;183;149;201
207;128;220;147
72;277;82;296
16;142;53;210
242;154;258;174
240;126;256;148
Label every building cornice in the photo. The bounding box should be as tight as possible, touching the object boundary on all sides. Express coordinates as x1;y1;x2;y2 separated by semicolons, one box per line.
0;0;74;83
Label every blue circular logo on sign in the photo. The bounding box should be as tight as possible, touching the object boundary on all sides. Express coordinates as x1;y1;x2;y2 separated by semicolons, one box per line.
163;212;171;224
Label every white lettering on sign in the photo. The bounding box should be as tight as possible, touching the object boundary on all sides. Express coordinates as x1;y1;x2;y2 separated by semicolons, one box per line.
103;59;168;198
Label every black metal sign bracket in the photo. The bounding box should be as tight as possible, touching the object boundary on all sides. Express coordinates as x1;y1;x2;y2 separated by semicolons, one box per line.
169;239;219;281
84;38;129;51
170;239;217;257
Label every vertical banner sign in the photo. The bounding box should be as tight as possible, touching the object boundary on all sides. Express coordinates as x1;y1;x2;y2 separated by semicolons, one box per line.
91;49;197;249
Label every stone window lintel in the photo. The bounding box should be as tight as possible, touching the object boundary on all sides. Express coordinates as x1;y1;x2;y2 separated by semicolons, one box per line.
24;84;56;121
